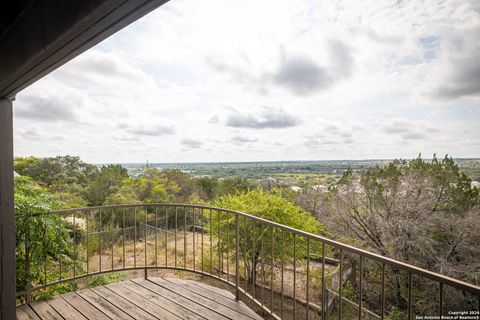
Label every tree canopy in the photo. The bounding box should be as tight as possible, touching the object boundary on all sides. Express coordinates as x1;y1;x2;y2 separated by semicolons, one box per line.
211;189;328;282
15;156;98;186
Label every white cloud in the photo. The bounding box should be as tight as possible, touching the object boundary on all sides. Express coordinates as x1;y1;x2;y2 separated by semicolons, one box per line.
128;125;175;136
15;95;80;122
181;139;203;149
225;107;300;129
230;136;258;144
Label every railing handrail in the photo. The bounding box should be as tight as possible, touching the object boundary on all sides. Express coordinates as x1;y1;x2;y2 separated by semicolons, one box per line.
35;202;480;295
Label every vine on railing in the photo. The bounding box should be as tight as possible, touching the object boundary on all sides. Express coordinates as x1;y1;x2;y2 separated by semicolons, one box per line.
16;204;480;319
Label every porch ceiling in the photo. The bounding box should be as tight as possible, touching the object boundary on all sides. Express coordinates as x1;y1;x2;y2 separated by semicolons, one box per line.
0;0;170;99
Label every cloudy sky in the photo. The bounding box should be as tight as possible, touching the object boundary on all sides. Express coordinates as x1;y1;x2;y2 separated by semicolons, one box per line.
13;0;480;163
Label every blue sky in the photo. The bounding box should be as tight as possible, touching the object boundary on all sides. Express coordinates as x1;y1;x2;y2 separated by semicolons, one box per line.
13;0;480;163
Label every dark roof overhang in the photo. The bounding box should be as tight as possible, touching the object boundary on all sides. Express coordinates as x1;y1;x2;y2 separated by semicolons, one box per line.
0;0;170;99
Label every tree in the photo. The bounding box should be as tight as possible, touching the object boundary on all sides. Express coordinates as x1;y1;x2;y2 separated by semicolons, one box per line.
317;155;480;312
15;156;99;186
216;177;251;197
327;156;479;266
48;182;88;209
295;185;329;214
195;177;219;199
195;176;252;200
211;189;328;282
14;157;39;174
159;168;198;201
84;164;128;205
14;177;75;300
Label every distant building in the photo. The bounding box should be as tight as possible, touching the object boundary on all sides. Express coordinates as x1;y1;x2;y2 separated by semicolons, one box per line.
310;184;328;193
290;186;302;192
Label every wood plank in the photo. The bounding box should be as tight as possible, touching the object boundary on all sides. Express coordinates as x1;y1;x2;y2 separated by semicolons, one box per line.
29;300;63;320
47;296;88;320
184;279;236;299
117;281;205;320
149;278;254;320
123;280;217;320
16;278;260;320
165;279;261;320
123;281;207;320
75;289;134;320
172;278;236;302
61;292;110;320
16;305;40;320
106;282;184;320
131;279;227;320
91;286;164;320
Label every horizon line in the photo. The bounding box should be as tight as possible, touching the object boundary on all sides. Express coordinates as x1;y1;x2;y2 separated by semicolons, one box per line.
93;157;480;165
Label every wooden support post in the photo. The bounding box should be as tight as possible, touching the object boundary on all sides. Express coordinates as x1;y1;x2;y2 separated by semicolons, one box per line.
0;98;15;320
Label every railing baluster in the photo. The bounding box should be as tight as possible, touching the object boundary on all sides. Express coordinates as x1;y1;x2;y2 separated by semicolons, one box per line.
244;216;247;292
235;213;240;300
59;215;63;281
270;226;274;315
439;282;443;317
358;255;363;320
99;209;102;272
381;263;386;320
58;216;64;281
281;229;284;320
184;206;187;269
261;223;264;305
165;206;168;267
43;215;47;285
122;208;126;270
111;208;114;271
144;205;148;279
226;211;229;282
193;207;196;271
252;220;256;299
322;242;326;320
73;211;76;279
339;249;343;320
86;210;89;275
133;206;136;268
306;237;310;320
408;272;412;320
201;208;204;274
210;209;213;275
218;210;221;278
44;216;47;285
293;233;296;320
155;206;158;267
175;206;178;268
25;213;31;303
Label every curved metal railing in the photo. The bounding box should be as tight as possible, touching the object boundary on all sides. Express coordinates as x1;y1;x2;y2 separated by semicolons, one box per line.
16;203;480;319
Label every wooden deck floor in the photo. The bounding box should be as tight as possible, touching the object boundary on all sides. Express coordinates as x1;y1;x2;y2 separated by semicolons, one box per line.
17;277;263;320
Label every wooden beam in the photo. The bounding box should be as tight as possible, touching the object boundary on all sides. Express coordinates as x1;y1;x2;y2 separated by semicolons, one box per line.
0;0;170;98
0;98;15;320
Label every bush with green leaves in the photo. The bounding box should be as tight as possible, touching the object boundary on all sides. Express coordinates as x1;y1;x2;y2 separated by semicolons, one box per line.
211;189;328;282
15;177;76;300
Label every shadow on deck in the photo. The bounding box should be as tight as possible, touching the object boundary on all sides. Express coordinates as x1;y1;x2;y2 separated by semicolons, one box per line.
16;277;263;320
